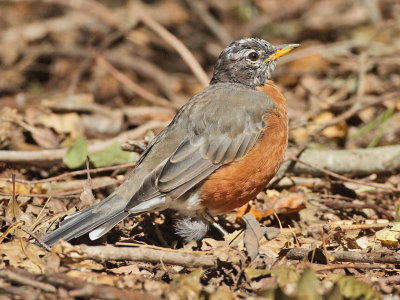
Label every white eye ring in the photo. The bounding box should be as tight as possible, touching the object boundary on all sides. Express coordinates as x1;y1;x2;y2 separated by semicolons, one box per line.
248;52;259;61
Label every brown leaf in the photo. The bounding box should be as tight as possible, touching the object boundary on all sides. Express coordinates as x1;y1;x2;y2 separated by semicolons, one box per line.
0;107;18;149
242;213;266;260
79;158;96;210
0;240;45;274
52;240;87;262
29;125;61;149
110;264;153;277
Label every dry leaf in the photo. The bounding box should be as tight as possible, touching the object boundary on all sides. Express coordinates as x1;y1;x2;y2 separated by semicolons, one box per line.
0;240;45;274
375;227;400;248
39;112;83;140
110;264;153;277
67;270;118;286
243;213;265;260
52;240;87;262
79;159;96;210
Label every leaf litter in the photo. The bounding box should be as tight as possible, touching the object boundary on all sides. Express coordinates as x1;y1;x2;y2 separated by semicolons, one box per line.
0;0;399;299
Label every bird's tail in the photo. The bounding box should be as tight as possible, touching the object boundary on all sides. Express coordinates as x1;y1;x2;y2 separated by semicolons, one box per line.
41;193;130;247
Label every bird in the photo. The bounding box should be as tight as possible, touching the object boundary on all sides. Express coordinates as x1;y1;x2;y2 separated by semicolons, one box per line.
42;38;299;246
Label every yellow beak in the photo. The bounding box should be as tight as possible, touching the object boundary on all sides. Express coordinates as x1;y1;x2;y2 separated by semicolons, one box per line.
263;43;300;63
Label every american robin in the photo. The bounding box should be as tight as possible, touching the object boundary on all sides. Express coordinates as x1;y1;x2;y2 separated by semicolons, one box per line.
42;38;299;246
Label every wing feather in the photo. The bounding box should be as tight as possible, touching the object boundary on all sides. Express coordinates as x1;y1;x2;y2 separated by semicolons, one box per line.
125;83;275;210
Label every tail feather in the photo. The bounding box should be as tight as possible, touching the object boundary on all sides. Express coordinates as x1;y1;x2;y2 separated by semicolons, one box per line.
42;193;127;246
88;211;130;241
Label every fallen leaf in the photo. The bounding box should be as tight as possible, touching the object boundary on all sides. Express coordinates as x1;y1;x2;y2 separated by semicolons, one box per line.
0;240;45;274
89;142;139;168
326;283;343;300
67;270;117;286
314;111;348;139
82;110;123;137
167;268;204;300
245;268;271;280
298;268;319;300
288;53;329;73
243;213;266;260
212;246;244;265
356;236;370;250
79;159;96;209
70;259;105;271
52;240;87;262
375;227;400;248
110;264;152;277
63;136;88;169
271;265;300;287
207;285;235;300
292;111;348;142
331;274;381;300
223;230;245;251
39;112;82;140
240;189;306;221
259;230;293;258
0;107;18;148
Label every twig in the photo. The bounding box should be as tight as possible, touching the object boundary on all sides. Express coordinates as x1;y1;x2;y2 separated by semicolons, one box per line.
140;14;210;86
185;0;233;45
0;177;124;198
95;53;175;109
79;245;217;268
271;91;400;186
106;49;185;107
326;222;393;231
0;269;56;293
0;216;51;251
44;272;154;299
320;199;393;220
124;106;175;125
287;221;396;235
30;44;185;107
0;285;39;300
115;241;211;254
291;157;399;193
0;162;136;185
312;263;393;272
0;267;154;299
276;144;400;178
0;120;168;162
379;275;400;285
287;248;400;264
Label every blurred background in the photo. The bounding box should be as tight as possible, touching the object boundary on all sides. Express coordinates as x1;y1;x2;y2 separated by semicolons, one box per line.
1;1;400;298
0;0;399;155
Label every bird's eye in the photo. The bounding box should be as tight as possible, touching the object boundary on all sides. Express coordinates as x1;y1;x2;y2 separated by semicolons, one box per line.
248;52;259;61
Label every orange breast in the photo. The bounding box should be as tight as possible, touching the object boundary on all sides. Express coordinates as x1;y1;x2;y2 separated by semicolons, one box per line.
199;82;288;214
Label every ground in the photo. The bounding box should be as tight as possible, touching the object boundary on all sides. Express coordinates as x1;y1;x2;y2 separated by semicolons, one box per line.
0;0;400;299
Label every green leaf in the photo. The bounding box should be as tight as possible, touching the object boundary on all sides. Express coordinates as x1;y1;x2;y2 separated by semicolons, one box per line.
89;142;139;168
298;268;319;300
331;275;381;300
63;136;88;169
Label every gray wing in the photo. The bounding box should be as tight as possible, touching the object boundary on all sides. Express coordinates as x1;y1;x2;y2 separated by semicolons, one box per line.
125;83;275;210
157;121;265;199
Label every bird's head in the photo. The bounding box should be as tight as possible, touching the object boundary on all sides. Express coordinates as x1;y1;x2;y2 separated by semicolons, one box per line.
210;38;299;88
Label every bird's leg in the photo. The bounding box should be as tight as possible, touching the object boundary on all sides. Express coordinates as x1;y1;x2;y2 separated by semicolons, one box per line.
201;210;229;237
